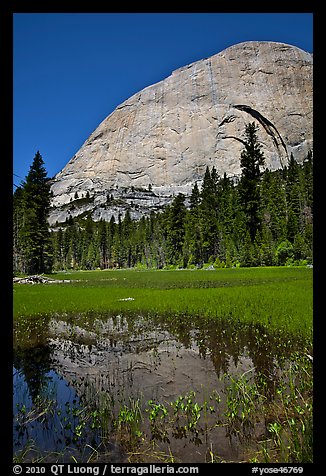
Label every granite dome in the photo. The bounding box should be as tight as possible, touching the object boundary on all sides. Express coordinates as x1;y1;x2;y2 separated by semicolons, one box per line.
49;41;313;224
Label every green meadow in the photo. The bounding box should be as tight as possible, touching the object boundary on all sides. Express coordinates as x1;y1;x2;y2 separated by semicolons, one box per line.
13;266;313;463
14;267;312;338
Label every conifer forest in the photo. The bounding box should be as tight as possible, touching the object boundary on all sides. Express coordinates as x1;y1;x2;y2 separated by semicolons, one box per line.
13;124;313;274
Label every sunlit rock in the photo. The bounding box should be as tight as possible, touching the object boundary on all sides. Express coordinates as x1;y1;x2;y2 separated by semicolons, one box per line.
49;41;313;224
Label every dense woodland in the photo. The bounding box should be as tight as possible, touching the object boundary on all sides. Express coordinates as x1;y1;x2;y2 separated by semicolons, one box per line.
13;124;313;274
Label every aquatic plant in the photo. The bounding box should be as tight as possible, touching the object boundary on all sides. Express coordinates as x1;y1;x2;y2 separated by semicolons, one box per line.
261;353;313;463
13;351;313;463
146;401;169;442
116;397;143;447
223;368;265;440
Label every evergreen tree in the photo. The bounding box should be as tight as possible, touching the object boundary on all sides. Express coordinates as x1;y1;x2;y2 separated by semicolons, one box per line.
285;154;302;242
185;182;202;266
52;227;64;270
70;222;81;268
239;122;265;242
13;186;25;273
293;233;307;262
107;215;116;267
190;182;200;210
200;166;220;262
14;151;53;274
303;150;313;209
259;224;276;266
47;138;313;270
98;219;108;269
240;230;255;267
218;173;234;235
164;194;187;266
122;210;134;267
260;169;287;243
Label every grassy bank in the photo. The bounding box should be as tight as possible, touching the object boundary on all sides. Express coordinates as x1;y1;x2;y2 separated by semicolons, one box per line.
13;267;312;337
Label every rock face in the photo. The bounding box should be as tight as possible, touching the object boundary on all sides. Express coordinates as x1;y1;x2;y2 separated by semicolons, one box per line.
49;41;313;224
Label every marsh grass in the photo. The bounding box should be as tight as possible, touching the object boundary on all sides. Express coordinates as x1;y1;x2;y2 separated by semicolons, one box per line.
260;353;313;463
13;267;313;463
223;368;264;439
99;351;312;463
14;267;312;338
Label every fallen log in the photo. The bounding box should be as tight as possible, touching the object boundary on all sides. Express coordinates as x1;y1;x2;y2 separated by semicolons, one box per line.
13;274;79;284
13;274;48;284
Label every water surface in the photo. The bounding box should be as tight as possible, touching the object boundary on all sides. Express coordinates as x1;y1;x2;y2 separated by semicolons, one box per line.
13;312;307;463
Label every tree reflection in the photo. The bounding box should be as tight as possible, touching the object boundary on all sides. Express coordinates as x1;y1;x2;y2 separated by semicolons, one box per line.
14;345;53;403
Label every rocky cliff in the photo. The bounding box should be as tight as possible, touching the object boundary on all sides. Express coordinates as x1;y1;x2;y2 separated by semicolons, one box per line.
49;41;313;225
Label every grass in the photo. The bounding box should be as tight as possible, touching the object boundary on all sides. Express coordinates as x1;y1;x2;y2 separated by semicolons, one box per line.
13;267;313;338
13;266;313;463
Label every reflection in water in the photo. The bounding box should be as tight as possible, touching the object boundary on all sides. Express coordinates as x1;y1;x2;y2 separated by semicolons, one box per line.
14;368;77;453
13;313;308;462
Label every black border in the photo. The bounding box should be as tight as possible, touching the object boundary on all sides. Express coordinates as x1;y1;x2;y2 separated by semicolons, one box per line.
3;2;321;473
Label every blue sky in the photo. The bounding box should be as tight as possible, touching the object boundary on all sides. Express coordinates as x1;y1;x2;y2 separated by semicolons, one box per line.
13;13;313;187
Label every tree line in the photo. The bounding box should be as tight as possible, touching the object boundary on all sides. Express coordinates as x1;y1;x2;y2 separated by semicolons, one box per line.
13;123;313;274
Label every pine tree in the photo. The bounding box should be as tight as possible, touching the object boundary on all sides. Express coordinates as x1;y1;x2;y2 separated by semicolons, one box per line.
107;215;116;267
285;154;302;242
240;230;255;267
15;151;53;274
239;122;265;242
303;150;313;209
260;169;287;243
52;227;64;270
164;193;187;266
122;210;134;267
48;144;313;270
13;186;25;273
200;166;220;262
185;182;202;266
190;182;200;210
98;219;108;269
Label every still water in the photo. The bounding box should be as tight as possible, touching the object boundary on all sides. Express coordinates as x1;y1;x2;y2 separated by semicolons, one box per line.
13;313;306;463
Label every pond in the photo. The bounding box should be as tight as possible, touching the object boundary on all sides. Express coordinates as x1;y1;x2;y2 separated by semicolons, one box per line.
13;312;312;463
